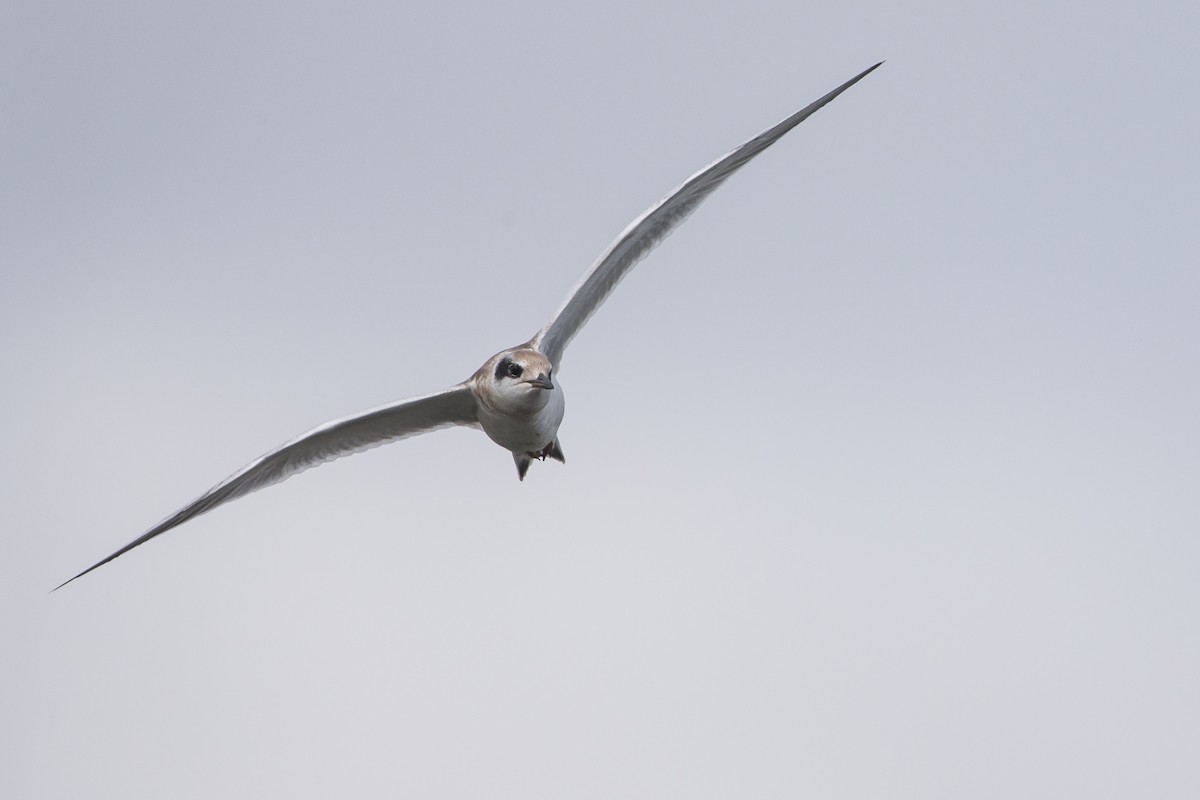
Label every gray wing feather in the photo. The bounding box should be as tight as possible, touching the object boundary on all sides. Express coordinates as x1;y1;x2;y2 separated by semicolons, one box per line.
531;62;882;368
55;383;479;589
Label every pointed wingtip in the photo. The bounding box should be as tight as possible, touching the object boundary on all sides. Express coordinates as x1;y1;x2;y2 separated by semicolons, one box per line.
50;531;156;592
51;558;108;592
857;61;885;80
847;61;884;84
51;569;87;593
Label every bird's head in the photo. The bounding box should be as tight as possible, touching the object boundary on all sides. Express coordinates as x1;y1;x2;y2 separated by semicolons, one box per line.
479;348;556;412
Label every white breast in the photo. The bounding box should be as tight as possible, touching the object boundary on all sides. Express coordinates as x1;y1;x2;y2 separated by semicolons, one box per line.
476;383;565;454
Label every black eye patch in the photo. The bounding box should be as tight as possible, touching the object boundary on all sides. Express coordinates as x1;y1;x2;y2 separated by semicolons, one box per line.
495;357;524;380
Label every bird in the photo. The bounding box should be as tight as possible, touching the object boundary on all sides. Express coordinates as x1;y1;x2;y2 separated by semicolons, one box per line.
55;62;882;590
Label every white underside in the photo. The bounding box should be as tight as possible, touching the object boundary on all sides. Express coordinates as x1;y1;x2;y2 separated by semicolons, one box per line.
477;386;565;453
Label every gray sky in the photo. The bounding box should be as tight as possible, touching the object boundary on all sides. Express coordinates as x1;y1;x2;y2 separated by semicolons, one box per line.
4;1;1198;797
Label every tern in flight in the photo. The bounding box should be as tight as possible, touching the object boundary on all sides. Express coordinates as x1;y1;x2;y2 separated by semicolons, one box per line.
57;62;881;589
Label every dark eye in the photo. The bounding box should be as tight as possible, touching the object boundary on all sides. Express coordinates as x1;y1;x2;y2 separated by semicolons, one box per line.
507;362;524;378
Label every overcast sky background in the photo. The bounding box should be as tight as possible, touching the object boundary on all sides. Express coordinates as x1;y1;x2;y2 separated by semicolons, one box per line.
3;1;1198;797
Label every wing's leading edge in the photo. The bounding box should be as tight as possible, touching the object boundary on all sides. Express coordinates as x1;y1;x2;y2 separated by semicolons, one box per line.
531;62;882;368
54;383;479;590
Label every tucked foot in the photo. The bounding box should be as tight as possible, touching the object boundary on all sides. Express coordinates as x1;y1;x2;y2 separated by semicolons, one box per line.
542;439;565;464
512;439;565;480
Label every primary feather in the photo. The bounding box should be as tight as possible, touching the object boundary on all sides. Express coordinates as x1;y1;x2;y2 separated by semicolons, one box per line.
532;61;882;367
54;385;478;589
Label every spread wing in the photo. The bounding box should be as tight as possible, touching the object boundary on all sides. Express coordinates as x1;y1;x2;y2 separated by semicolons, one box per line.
55;383;479;589
530;62;882;368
